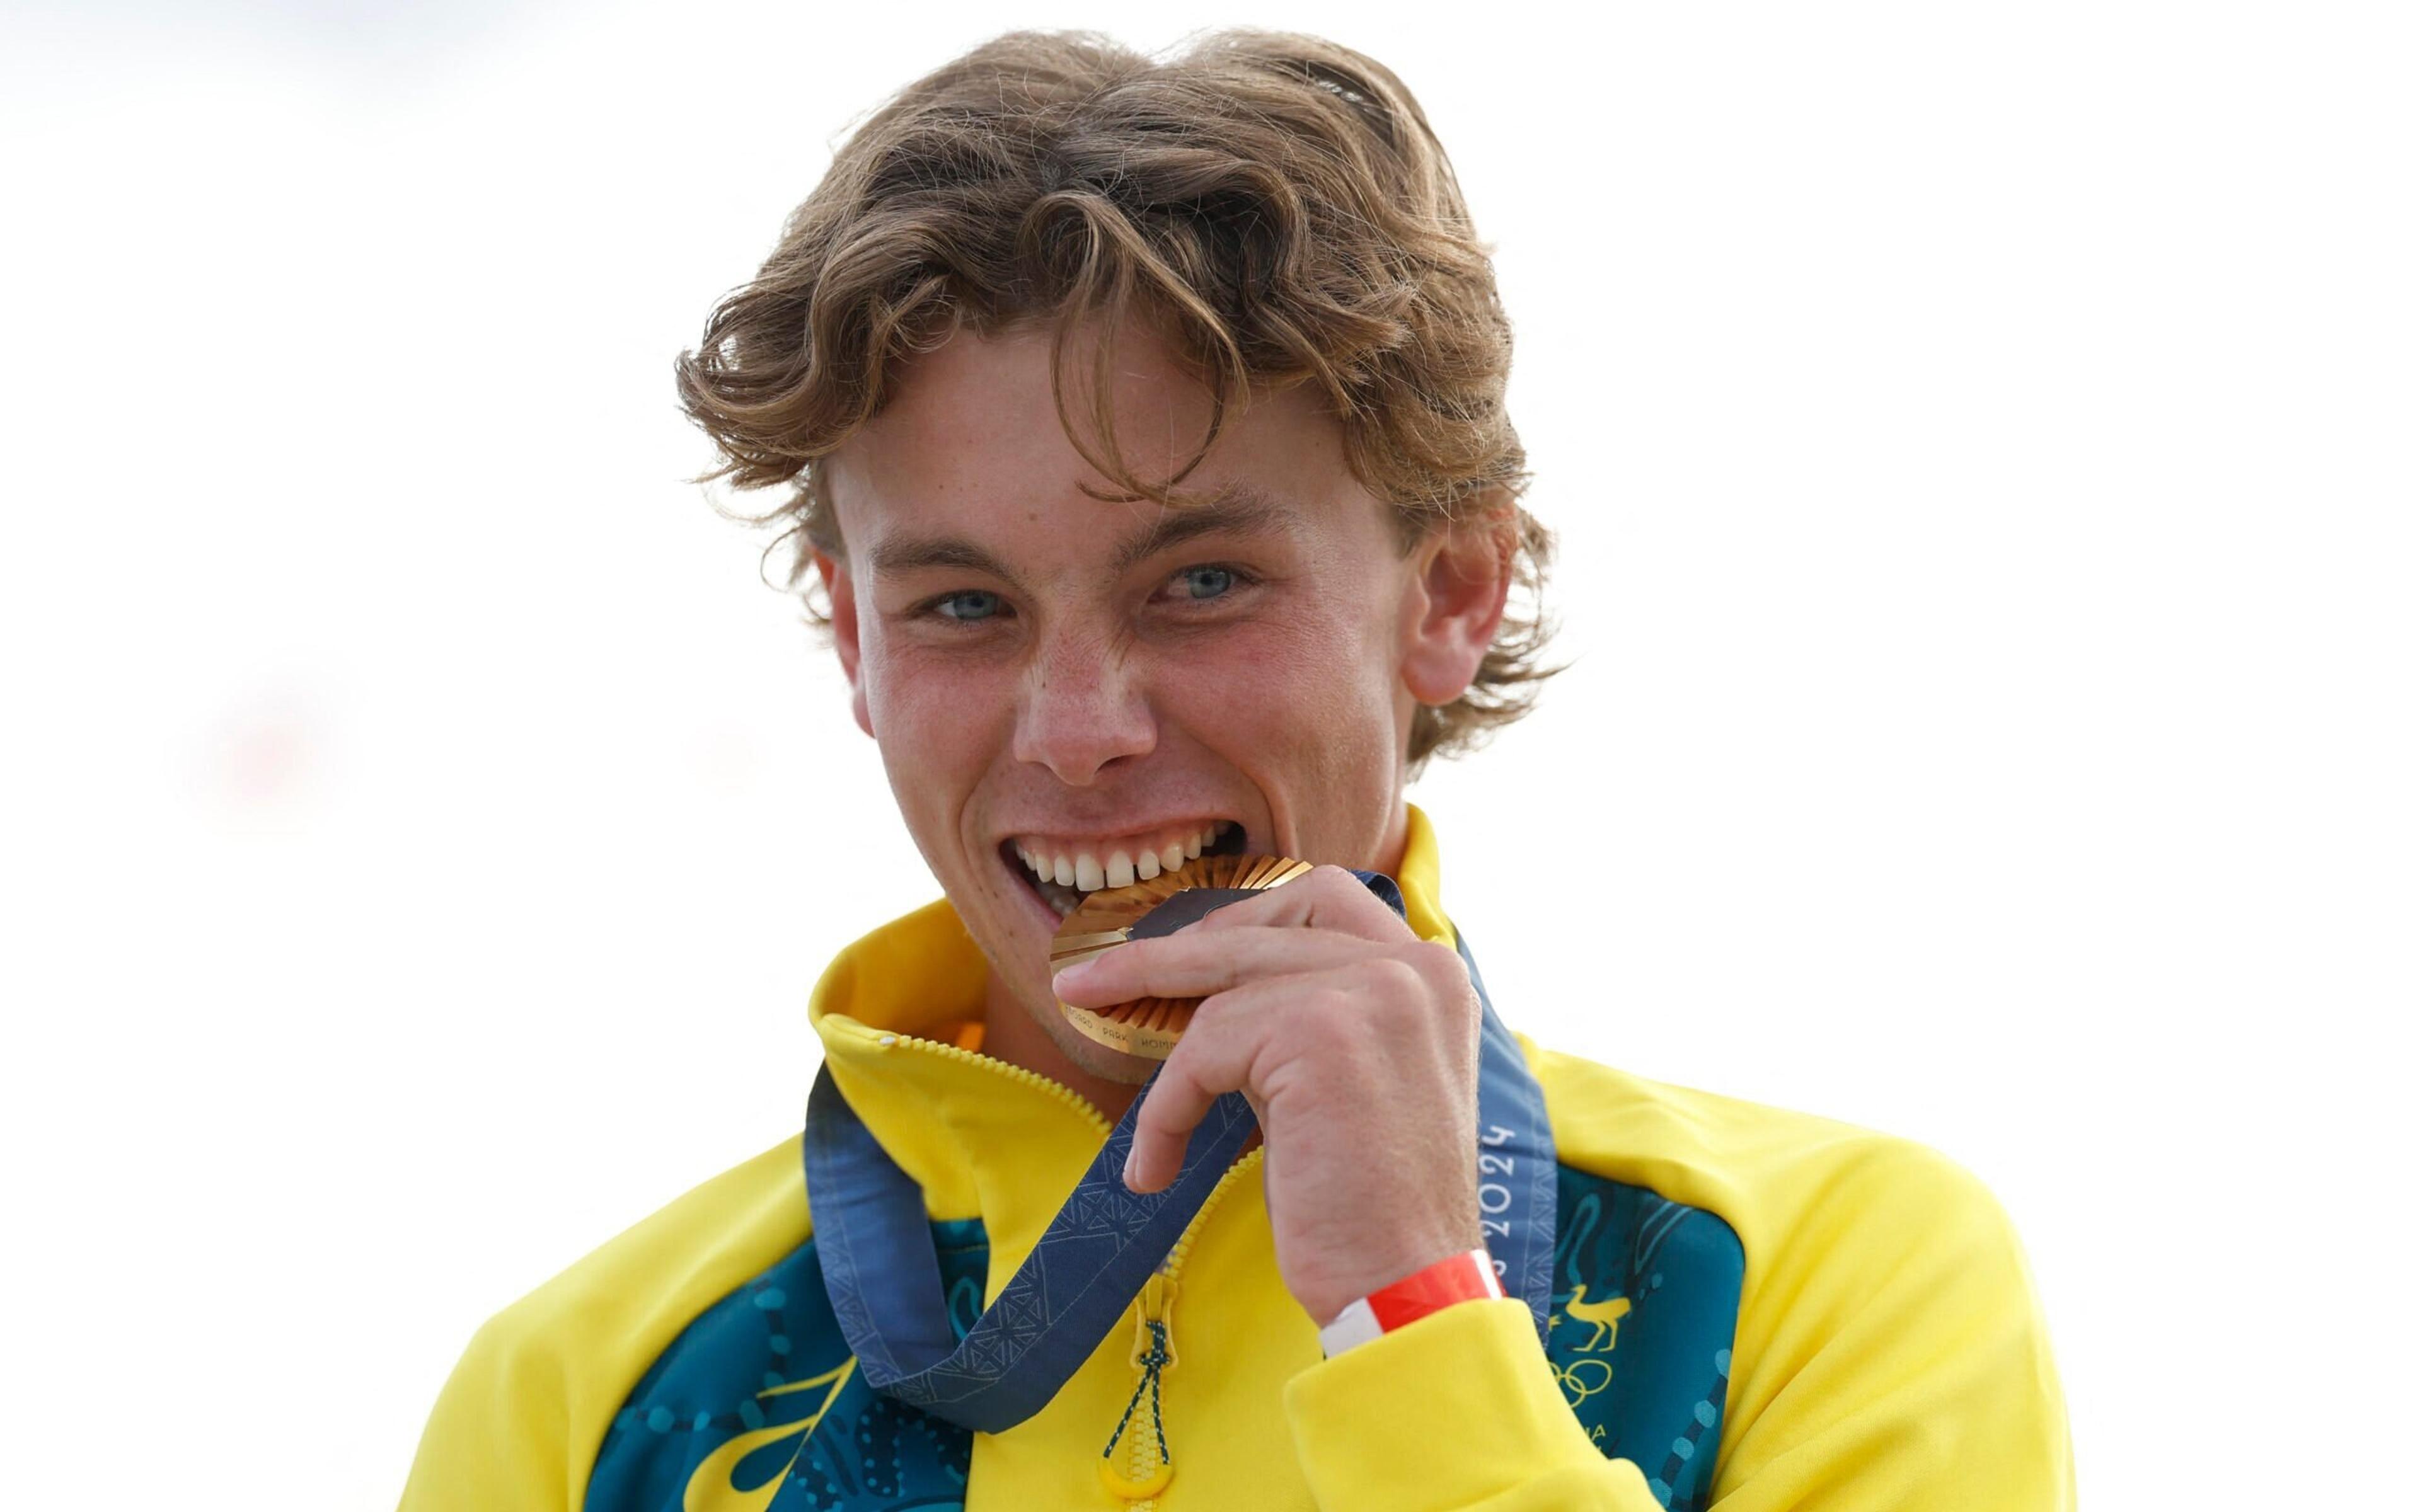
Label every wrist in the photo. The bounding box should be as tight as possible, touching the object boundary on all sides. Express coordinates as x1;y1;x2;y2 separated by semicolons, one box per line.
1316;1246;1504;1356
1294;1215;1486;1327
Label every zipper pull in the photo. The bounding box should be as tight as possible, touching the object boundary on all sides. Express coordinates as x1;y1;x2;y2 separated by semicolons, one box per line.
1134;1273;1180;1369
1100;1274;1178;1502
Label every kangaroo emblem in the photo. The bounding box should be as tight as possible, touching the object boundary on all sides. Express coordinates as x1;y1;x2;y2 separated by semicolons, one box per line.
1562;1285;1633;1353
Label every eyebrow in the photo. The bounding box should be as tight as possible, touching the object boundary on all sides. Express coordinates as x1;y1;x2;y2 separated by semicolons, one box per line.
865;481;1302;583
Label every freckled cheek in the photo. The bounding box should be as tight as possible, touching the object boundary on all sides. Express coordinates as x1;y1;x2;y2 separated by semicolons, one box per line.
864;647;1015;782
1158;616;1395;752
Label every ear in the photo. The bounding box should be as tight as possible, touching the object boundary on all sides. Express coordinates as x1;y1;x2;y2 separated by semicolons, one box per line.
1399;497;1516;708
814;549;877;739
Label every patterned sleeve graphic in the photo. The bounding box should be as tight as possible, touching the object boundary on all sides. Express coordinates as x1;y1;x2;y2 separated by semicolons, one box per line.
1545;1168;1745;1512
582;1220;986;1512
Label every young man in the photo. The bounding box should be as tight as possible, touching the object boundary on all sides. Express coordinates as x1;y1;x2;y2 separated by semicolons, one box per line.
401;28;2072;1511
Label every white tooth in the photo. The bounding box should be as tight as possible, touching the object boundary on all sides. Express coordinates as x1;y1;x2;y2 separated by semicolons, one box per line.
1105;850;1135;888
1053;854;1075;887
1136;849;1160;880
1075;854;1105;891
1185;830;1204;859
1161;842;1186;871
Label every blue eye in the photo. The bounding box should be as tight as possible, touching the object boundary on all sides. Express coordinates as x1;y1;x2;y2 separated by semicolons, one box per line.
1177;566;1235;600
934;590;1004;622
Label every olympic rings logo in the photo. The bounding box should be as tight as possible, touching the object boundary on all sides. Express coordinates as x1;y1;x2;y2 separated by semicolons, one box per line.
1552;1355;1615;1404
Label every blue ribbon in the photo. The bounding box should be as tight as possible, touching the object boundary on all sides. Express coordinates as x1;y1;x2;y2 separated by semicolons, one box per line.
803;869;1556;1433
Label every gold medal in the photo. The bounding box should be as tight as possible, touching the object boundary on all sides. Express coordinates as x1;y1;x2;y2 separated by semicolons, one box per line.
1050;853;1314;1060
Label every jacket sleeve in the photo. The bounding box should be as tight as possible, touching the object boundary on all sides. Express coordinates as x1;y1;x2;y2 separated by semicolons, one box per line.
1284;1297;1666;1511
396;1309;579;1511
1705;1140;2075;1509
1283;1143;2073;1511
394;1135;809;1511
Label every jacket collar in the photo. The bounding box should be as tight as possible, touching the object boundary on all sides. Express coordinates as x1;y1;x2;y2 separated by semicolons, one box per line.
806;803;1458;1266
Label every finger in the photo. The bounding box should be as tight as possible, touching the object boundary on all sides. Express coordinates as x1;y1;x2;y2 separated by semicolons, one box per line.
1055;923;1381;1007
1123;981;1293;1193
1126;959;1432;1192
1187;864;1409;944
1061;865;1412;1002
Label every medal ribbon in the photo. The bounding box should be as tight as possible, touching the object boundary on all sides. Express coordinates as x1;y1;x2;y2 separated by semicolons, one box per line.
802;869;1557;1433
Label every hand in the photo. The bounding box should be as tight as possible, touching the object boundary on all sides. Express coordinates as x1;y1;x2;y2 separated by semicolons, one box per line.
1050;865;1485;1327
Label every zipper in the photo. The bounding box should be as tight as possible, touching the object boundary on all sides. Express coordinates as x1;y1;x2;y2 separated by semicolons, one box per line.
858;1025;1114;1135
1102;1143;1266;1508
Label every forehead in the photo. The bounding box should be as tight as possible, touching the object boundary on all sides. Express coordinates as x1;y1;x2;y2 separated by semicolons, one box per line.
822;321;1375;562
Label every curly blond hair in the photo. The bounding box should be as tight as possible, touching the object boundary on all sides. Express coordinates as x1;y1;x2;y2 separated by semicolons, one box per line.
676;27;1559;770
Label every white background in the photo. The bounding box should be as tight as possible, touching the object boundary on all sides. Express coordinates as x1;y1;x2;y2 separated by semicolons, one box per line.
4;2;2412;1505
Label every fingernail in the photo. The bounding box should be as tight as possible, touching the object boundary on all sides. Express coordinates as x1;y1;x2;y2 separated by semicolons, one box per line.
1122;1149;1140;1190
1052;960;1091;995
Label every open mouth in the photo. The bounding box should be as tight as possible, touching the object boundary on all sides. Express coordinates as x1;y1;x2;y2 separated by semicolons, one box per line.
1000;820;1251;920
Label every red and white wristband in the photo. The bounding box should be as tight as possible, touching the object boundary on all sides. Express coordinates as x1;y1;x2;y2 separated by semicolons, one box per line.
1317;1247;1505;1357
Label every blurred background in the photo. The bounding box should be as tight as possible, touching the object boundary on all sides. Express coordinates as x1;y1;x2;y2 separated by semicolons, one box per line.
3;1;2412;1504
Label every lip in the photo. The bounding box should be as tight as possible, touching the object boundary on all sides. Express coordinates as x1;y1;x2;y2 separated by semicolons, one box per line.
1001;847;1071;938
993;816;1245;850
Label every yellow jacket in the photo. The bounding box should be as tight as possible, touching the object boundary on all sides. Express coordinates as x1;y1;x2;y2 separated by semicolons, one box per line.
401;805;2073;1510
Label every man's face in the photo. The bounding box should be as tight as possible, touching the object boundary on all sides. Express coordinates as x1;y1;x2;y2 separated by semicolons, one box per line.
819;318;1498;1080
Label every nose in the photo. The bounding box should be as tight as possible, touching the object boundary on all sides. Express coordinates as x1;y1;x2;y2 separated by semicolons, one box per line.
1011;628;1156;785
